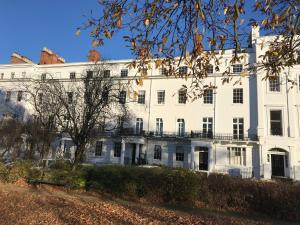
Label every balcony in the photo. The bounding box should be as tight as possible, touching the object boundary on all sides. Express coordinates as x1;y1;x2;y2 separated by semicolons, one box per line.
191;131;258;141
95;128;258;141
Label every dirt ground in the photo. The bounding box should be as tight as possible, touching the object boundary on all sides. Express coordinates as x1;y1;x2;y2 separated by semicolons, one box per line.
0;181;295;225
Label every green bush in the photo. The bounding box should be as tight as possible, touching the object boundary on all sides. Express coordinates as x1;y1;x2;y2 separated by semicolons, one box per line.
44;169;86;189
0;162;9;182
8;160;33;182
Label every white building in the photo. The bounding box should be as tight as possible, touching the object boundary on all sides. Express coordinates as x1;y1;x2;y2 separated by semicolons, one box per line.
0;27;300;180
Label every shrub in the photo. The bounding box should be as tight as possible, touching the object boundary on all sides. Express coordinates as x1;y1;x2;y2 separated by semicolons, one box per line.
44;169;86;189
8;160;33;182
0;162;9;182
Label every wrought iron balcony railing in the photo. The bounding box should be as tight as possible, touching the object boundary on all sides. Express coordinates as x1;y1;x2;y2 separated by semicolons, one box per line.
95;129;258;141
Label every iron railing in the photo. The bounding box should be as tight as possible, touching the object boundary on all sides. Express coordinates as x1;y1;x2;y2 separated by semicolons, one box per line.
95;129;258;141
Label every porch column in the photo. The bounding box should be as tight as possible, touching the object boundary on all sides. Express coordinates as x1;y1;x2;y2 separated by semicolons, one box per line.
120;139;126;164
191;145;195;169
135;143;140;164
208;146;213;172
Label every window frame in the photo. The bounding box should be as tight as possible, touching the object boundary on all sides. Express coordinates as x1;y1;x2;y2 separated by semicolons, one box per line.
207;65;214;74
269;76;281;92
67;92;73;104
227;147;246;166
178;89;187;104
270;110;283;136
120;69;128;77
103;70;111;78
17;91;23;102
178;66;188;75
232;64;243;73
203;89;213;104
233;88;243;104
70;72;76;80
156;118;163;136
177;118;185;136
119;91;126;104
233;118;244;140
95;141;103;157
41;73;46;81
154;145;162;160
5;91;11;102
175;146;184;161
157;90;165;104
136;118;143;135
137;90;146;104
203;117;213;137
114;142;122;157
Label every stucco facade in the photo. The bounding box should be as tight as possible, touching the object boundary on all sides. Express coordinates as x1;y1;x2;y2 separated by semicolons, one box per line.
0;27;300;179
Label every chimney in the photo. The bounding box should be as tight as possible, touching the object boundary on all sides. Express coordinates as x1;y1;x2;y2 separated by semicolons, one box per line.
251;25;260;45
11;52;34;64
40;47;65;65
88;50;101;62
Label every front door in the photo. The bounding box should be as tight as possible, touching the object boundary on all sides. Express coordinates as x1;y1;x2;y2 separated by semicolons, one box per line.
199;147;208;170
131;144;136;165
271;154;285;177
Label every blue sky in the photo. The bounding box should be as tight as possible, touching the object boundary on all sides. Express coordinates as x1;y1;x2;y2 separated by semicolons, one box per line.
0;0;132;64
0;1;259;64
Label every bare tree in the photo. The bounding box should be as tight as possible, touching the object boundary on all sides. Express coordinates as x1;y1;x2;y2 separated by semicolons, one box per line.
23;80;60;163
78;0;300;96
0;117;24;162
24;64;130;169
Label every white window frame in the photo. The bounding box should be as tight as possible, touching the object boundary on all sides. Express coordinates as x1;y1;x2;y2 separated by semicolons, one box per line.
156;118;163;135
232;64;243;73
203;117;213;136
136;118;143;134
157;90;165;104
207;64;214;74
270;110;283;136
119;91;126;104
137;90;145;104
227;147;246;166
178;66;187;75
159;67;167;76
121;69;128;77
17;91;23;102
103;70;110;78
177;118;185;136
175;146;184;161
154;145;162;160
70;72;76;80
233;117;244;140
203;89;213;104
178;89;187;104
67;92;73;104
269;76;281;92
114;142;121;157
233;88;243;104
5;91;11;102
95;141;103;157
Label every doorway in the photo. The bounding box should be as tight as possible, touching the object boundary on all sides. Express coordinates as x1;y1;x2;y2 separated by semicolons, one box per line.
271;154;285;177
198;147;208;171
131;144;136;165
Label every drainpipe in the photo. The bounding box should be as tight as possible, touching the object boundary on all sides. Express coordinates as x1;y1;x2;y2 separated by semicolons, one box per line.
285;70;291;137
147;78;152;133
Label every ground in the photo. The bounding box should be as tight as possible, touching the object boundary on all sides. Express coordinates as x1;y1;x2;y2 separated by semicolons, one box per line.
0;181;295;225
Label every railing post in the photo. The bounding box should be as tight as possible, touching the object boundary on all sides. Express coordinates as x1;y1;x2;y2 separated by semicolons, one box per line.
120;139;125;164
191;145;195;170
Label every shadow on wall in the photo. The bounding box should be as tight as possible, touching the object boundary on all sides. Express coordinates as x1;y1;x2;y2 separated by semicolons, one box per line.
0;89;27;121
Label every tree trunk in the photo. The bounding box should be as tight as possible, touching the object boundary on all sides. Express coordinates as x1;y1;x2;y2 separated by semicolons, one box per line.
72;143;86;171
